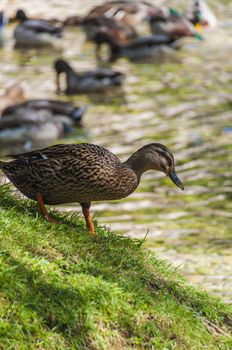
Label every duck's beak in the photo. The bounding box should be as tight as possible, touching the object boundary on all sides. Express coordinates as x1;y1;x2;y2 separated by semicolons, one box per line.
167;170;184;190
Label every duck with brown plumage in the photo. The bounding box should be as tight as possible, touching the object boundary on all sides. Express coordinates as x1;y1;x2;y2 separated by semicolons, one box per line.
0;142;184;235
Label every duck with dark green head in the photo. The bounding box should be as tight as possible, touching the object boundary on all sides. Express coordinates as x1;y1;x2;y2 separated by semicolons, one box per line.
148;7;204;41
0;142;184;235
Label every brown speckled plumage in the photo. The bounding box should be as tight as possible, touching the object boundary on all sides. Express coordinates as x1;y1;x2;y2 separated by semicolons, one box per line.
0;142;184;235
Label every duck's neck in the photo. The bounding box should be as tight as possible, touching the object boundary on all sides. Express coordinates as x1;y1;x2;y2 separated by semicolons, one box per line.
64;65;76;77
122;147;160;179
96;33;122;62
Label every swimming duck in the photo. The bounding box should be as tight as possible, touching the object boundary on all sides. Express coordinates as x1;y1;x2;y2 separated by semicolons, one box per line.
0;143;184;235
54;59;124;95
0;82;26;114
13;9;63;48
149;7;203;40
82;15;137;43
95;31;180;63
0;112;63;152
2;99;87;129
187;0;218;30
87;0;159;26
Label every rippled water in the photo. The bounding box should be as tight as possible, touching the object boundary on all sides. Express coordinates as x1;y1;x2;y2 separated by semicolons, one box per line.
1;0;232;302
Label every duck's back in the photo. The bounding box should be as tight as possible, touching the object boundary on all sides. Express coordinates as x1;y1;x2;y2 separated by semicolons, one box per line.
67;69;124;94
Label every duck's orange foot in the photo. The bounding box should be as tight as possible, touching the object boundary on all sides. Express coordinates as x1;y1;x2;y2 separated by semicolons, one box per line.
89;228;97;237
36;192;60;225
44;215;60;224
81;202;97;237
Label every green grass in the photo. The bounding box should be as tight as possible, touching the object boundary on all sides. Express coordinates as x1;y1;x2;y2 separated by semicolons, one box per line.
0;185;232;350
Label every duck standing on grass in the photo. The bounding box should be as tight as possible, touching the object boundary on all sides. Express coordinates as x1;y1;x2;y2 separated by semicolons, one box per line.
0;143;184;235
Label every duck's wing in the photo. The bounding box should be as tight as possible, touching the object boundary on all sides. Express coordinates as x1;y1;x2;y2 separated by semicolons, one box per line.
0;114;48;129
23;19;63;36
8;144;75;161
2;100;86;121
3;99;73;115
128;35;175;49
78;69;124;88
9;143;121;165
25;100;85;118
170;15;197;36
90;68;124;79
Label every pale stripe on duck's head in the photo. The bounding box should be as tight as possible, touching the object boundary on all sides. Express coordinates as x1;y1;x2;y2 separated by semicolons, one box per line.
145;143;184;190
132;143;184;190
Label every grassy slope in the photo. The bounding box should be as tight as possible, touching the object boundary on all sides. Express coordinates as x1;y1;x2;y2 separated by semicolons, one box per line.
0;185;232;350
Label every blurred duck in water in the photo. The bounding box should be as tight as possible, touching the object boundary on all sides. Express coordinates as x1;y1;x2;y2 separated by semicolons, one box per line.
82;15;137;43
13;9;63;48
54;59;124;95
0;99;87;152
148;7;204;40
0;82;26;114
94;31;181;63
1;99;87;129
86;0;160;26
0;112;63;152
187;0;218;30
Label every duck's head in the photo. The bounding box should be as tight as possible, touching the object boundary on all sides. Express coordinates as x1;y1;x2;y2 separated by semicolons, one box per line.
15;9;28;22
54;59;72;74
53;59;73;94
126;143;184;190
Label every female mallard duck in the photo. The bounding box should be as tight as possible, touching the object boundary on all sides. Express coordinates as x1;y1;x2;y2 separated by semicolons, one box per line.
54;59;124;95
0;143;184;235
87;0;159;26
2;99;87;129
82;15;137;43
149;7;203;40
187;0;218;30
95;31;180;63
13;9;63;48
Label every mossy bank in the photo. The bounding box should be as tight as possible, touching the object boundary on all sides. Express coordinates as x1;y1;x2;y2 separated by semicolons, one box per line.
0;185;232;350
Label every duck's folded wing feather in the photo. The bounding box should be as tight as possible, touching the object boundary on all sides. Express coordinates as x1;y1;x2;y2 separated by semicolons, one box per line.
23;19;62;35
